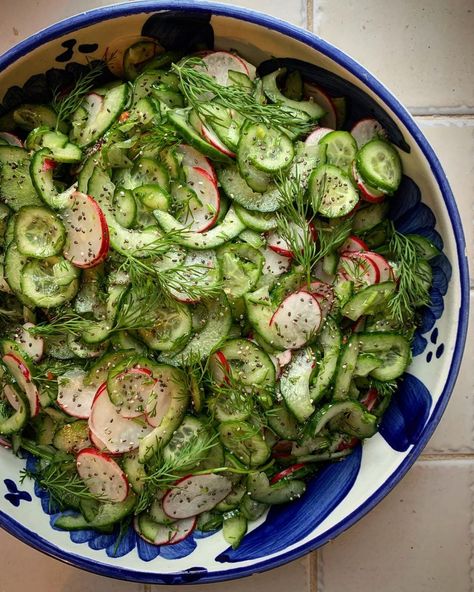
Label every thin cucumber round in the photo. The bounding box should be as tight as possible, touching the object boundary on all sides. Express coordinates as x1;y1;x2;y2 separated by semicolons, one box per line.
15;206;66;258
308;164;359;218
356;139;402;193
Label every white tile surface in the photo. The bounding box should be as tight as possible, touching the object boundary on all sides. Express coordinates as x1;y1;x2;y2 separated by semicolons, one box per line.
0;529;142;592
316;460;474;592
313;0;474;112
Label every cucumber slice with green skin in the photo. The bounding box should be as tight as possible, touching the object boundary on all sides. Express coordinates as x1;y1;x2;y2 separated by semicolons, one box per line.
333;334;360;400
354;353;383;377
283;70;303;101
133;184;170;212
13;104;66;133
219;420;271;468
352;202;389;233
30;149;77;210
162;415;209;470
20;257;80;308
406;234;441;260
0;146;42;211
266;402;299;440
153;206;245;250
84;350;135;388
216;483;247;512
356;139;402;193
0;386;28;435
237;154;271;192
309;317;342;403
152;84;184;109
123;451;147;494
262;68;325;120
279;347;317;422
247;471;306;504
25;127;82;163
356;332;410;381
217;165;280;212
123;41;161;81
216;243;263;300
130;157;170;192
112;187;137;228
238;122;294;173
308;400;377;438
240;495;268;521
342;281;397;321
223;513;248;549
132;69;180;103
167;109;233;163
53;492;137;530
234;204;278;231
309;164;359;218
52;420;90;453
138;300;192;351
14;206;66;258
70;84;129;148
199;103;243;151
319;130;357;173
160;293;232;365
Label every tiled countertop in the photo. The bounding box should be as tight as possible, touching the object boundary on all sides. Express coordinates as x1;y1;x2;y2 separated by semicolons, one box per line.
0;1;472;591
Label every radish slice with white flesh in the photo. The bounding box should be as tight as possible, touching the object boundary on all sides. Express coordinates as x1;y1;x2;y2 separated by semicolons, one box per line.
178;166;221;232
303;82;337;129
275;349;292;369
89;384;152;454
145;376;173;428
76;448;129;503
1;352;39;416
3;384;21;411
57;368;98;419
111;367;156;419
261;246;292;278
62;191;110;269
305;126;334;146
269;354;281;378
201;51;249;86
170;516;197;543
201;122;235;157
89;429;122;456
0;132;23;147
361;251;393;282
338;253;379;287
163;473;233;519
351;118;387;149
83;92;104;122
177;144;217;183
340;235;369;253
267;222;315;258
351;161;385;203
308;281;335;318
269;290;322;349
14;323;44;362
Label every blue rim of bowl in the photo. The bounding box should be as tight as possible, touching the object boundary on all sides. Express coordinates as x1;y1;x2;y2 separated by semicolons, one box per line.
0;1;469;585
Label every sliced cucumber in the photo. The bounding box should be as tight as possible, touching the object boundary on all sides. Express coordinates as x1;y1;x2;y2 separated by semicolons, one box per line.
238;122;294;173
0;146;42;211
219;420;270;468
356;332;410;381
279;348;317;422
342;281;397;321
309;164;359;218
356;139;402;193
218;165;281;212
20;258;79;308
14;206;66;258
247;471;306;504
138;300;192;351
308;400;377;438
319;131;357;173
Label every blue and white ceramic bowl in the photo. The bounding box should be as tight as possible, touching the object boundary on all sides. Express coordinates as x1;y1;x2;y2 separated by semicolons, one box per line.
0;1;469;584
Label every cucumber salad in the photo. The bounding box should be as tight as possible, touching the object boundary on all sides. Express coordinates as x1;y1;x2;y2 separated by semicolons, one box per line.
0;45;436;549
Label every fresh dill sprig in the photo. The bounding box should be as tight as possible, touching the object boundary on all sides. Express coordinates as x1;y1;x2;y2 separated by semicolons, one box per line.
385;223;432;322
51;60;107;127
28;312;94;337
275;173;352;284
134;123;180;153
368;378;398;399
172;57;314;136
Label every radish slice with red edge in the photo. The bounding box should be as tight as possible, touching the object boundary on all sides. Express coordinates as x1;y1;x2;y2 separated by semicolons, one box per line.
89;384;152;454
338;253;379;287
307;281;335;318
351;118;387;149
351;316;367;333
0;437;12;448
13;323;44;363
76;447;129;502
269;290;322;350
270;463;306;485
201;123;235;157
275;349;292;369
209;350;231;384
267;222;315;258
351;161;385;203
340;235;369;253
337;437;359;451
57;368;98;419
3;384;21;411
144;376;174;428
201;51;249;86
303;82;337;129
261;246;292;277
177;166;221;233
62;191;110;268
305;126;334;146
361;387;379;411
89;429;122;456
0;132;23;147
177;144;217;183
361;251;393;282
169;516;197;543
110;367;156;419
163;473;233;519
1;352;39;416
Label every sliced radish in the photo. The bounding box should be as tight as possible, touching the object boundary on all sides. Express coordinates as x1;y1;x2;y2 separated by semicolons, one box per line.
303;82;337;129
76;448;129;503
83;92;104;121
201;122;235;158
305;126;334;146
0;132;23;147
337;436;359;451
275;349;292;369
89;385;152;454
177;166;220;232
209;350;231;384
163;473;233;519
1;352;39;417
111;367;156;419
351;161;385;203
340;235;369;253
169;516;197;543
177;144;217;183
145;377;173;428
57;368;99;419
269;290;322;350
201;51;249;86
361;387;379;412
0;437;12;448
270;463;306;485
62;191;110;269
338;253;379;287
307;281;335;318
361;251;393;282
3;384;21;411
267;222;314;258
261;246;292;277
14;323;44;362
351;118;387;149
313;259;336;284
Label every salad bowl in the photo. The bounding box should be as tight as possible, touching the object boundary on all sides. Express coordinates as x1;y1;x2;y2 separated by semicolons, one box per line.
0;0;469;585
